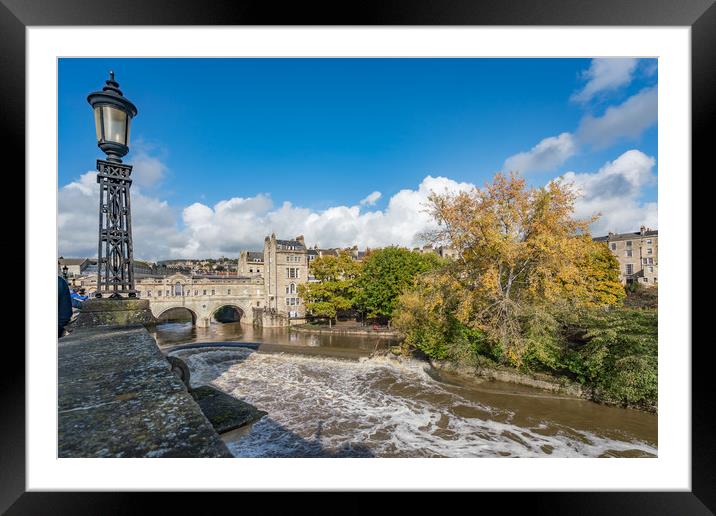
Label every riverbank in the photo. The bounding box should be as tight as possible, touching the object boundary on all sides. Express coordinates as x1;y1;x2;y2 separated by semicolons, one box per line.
290;322;399;338
376;348;656;414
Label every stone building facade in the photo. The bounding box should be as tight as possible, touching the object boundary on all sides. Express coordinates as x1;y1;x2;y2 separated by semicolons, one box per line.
594;226;658;286
237;251;265;276
263;234;309;318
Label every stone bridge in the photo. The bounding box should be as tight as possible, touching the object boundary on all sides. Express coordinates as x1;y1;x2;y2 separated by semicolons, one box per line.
147;295;260;328
136;273;266;328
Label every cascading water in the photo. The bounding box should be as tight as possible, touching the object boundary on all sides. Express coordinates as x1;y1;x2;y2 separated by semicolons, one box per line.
169;346;657;458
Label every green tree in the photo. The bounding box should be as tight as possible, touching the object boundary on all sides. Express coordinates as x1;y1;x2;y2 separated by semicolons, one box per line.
560;307;657;409
354;247;445;324
298;251;361;327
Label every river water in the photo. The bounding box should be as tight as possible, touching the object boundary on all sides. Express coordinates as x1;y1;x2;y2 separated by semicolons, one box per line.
154;322;657;458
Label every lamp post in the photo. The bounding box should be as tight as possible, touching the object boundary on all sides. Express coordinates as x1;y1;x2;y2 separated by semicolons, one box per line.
87;71;138;299
62;265;69;280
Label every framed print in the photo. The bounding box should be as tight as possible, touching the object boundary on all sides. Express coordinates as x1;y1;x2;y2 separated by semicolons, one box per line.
4;0;711;512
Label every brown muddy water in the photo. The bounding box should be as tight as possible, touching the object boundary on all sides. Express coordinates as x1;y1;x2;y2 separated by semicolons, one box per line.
154;321;657;458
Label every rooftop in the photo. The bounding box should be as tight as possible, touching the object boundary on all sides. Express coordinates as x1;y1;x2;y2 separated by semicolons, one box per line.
58;258;90;266
245;251;264;261
593;228;658;242
276;239;306;249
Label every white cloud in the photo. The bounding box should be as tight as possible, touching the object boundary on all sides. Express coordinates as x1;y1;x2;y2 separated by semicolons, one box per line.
58;172;185;261
176;176;475;256
60;156;658;261
359;191;382;206
503;132;577;174
131;150;168;188
562;149;657;236
571;58;639;103
576;86;657;149
59;173;476;260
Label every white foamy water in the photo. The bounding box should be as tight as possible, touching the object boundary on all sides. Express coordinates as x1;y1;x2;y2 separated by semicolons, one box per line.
171;348;658;458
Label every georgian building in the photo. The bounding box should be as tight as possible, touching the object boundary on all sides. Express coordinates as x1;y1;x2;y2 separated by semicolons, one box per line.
237;251;265;276
263;234;309;318
594;226;658;286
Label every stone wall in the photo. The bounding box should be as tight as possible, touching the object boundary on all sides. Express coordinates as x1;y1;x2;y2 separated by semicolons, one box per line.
58;326;231;457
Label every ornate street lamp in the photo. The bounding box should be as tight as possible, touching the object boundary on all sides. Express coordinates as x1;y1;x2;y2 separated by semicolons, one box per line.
87;72;138;299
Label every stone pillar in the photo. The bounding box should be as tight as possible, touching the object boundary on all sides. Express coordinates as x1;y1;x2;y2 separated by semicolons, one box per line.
196;316;210;328
72;298;156;329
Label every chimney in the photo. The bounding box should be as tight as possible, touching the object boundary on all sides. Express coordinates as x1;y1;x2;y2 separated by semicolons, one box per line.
296;235;305;245
640;225;646;235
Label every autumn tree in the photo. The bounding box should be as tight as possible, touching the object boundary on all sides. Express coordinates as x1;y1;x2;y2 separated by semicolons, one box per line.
354;247;445;325
298;251;361;327
575;240;627;307
408;172;620;365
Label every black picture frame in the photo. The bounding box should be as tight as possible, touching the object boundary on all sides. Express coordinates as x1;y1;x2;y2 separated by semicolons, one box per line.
4;0;710;512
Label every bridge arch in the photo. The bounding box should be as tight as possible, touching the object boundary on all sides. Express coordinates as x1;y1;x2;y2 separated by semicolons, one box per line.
210;304;246;324
156;306;197;325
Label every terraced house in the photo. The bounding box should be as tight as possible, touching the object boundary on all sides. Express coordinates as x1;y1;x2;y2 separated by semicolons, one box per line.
594;226;658;286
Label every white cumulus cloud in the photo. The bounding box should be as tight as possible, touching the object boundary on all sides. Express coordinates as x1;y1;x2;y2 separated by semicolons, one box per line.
59;161;657;262
58;172;185;261
359;191;382;206
131;150;168;188
503;132;577;174
562;149;657;236
571;58;639;104
576;86;657;149
175;176;475;256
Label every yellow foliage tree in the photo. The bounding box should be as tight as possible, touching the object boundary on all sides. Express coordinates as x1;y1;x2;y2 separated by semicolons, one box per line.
422;172;622;364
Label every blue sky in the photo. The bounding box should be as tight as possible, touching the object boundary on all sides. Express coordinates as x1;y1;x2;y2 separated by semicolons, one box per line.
58;58;658;260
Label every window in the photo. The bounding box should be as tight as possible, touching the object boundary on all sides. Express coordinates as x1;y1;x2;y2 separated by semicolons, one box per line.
249;268;253;273
647;258;654;265
147;290;152;297
203;289;207;295
610;243;616;251
194;289;198;296
626;249;633;257
626;264;634;275
647;248;653;254
648;266;654;273
158;290;162;297
287;267;299;278
646;239;652;244
166;290;170;297
211;289;215;295
626;240;632;247
642;277;649;283
227;289;231;295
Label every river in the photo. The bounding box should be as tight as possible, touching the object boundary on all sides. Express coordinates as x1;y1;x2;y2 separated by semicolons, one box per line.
153;321;657;458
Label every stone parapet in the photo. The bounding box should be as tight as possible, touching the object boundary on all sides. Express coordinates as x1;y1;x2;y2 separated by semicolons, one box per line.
72;298;156;329
58;326;231;457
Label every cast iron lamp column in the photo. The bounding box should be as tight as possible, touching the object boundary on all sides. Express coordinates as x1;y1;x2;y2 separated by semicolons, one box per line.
87;72;138;299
